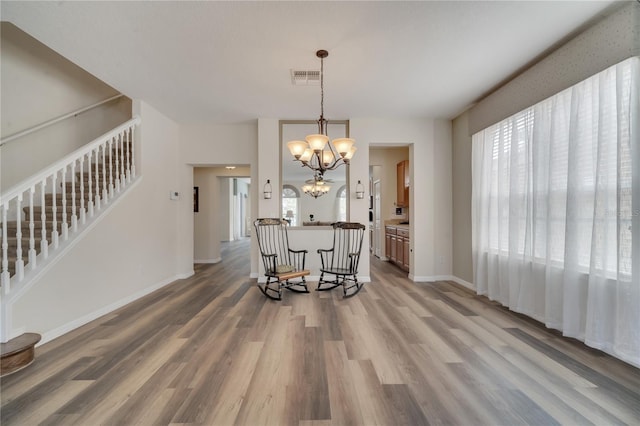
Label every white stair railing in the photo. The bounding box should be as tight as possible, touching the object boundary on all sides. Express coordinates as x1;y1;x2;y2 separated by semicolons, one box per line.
0;117;141;300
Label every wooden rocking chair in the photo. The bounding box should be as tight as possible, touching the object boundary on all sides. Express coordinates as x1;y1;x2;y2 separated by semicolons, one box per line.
317;222;366;297
254;218;310;300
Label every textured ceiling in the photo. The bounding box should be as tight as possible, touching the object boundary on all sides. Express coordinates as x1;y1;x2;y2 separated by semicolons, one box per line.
1;1;618;124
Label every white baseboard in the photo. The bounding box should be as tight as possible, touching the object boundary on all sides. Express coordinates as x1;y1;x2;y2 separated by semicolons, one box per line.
194;258;221;264
409;275;433;282
250;272;259;279
38;273;181;347
175;270;194;279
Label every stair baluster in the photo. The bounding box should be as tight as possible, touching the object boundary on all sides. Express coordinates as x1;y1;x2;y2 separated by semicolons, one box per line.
93;148;101;211
1;205;9;292
61;167;68;241
79;157;86;225
40;180;48;259
14;195;24;281
51;173;59;249
87;151;94;217
108;138;114;198
28;187;36;270
129;128;136;180
101;145;108;203
71;161;78;232
115;132;122;193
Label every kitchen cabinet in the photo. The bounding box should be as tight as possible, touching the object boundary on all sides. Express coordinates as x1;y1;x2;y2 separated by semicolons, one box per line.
398;228;410;270
385;225;409;272
396;160;409;207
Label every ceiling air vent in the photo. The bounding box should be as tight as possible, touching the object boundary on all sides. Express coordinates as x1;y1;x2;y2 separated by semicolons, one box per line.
290;69;320;85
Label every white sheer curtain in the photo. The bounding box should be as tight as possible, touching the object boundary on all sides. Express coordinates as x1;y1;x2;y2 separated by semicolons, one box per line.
472;57;639;367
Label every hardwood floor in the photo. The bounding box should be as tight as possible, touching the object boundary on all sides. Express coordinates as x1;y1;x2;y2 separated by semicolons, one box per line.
1;238;639;425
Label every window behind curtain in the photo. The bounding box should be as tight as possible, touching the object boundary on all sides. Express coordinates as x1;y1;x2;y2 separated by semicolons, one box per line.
471;56;638;367
476;58;634;276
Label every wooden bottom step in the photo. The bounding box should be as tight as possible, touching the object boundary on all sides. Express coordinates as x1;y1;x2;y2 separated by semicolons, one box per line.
0;333;41;377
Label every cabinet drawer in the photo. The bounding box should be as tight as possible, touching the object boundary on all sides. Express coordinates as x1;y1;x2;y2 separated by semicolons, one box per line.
385;226;397;235
397;228;409;238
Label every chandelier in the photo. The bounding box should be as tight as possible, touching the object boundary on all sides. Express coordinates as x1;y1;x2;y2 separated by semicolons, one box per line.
287;50;356;179
302;175;331;199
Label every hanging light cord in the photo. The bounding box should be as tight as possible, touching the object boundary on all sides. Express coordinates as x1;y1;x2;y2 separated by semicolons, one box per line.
320;55;324;122
313;49;330;136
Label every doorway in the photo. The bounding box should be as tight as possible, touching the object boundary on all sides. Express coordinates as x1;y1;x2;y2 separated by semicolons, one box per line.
193;166;251;264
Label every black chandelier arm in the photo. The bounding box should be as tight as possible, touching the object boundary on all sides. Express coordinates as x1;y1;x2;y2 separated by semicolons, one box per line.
299;155;348;175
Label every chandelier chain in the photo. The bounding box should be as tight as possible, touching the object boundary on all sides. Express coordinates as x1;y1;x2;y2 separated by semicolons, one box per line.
320;55;324;122
286;48;356;192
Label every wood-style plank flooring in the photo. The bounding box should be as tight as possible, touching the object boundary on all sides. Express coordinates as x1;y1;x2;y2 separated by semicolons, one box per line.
1;238;639;425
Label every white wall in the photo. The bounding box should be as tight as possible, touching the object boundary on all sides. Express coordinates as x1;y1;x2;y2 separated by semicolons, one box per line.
350;117;452;281
12;101;187;343
0;22;131;191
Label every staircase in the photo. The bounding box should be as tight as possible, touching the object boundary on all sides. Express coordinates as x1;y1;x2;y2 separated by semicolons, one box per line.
2;164;114;277
0;117;141;362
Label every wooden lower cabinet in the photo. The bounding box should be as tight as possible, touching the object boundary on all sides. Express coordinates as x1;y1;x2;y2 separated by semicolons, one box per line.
385;225;409;272
390;234;397;262
402;238;410;270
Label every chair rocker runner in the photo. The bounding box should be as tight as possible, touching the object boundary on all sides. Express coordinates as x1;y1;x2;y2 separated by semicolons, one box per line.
254;218;310;300
317;222;366;297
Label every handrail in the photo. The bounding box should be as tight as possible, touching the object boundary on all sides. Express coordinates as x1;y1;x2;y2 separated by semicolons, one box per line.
0;94;125;147
0;116;141;203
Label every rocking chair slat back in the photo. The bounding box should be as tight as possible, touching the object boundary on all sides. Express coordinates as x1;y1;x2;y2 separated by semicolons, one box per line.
331;222;365;273
255;218;291;274
254;218;309;300
317;222;366;297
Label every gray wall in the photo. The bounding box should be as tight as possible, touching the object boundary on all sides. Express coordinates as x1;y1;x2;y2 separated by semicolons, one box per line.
452;111;473;284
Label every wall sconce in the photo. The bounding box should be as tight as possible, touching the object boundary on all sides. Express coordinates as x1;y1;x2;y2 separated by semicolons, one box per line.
263;179;272;199
355;180;365;199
